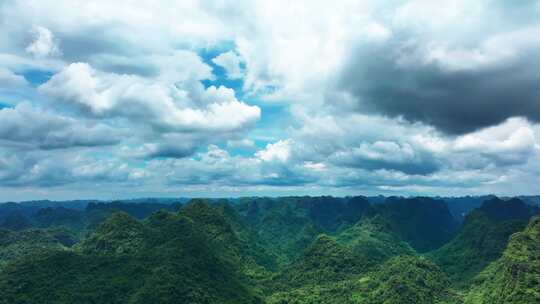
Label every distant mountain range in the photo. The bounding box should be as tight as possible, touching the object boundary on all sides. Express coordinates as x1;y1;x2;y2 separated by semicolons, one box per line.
0;195;538;303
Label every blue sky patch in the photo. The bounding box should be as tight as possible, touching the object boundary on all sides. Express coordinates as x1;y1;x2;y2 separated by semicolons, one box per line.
23;70;54;86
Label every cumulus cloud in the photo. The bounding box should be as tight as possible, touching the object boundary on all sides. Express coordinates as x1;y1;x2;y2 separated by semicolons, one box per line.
256;139;293;162
212;51;244;79
452;118;539;166
39;62;260;132
25;26;61;58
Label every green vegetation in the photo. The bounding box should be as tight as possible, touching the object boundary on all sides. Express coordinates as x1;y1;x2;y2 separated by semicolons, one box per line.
465;216;540;303
337;216;416;267
428;210;527;288
0;206;263;304
0;196;538;303
368;197;458;252
0;227;76;270
354;255;461;304
273;234;363;288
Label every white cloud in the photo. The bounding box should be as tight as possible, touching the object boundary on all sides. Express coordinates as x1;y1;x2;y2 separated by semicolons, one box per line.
425;27;540;71
0;68;28;88
212;51;244;79
0;102;121;149
1;0;540;197
39;62;260;132
25;26;61;58
227;138;255;148
452;117;538;165
256;139;293;162
304;161;326;171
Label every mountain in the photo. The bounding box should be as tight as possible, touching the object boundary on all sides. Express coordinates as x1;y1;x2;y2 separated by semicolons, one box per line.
517;195;540;207
180;200;278;277
0;208;263;304
291;196;371;232
0;212;31;231
86;201;182;220
367;197;459;252
266;214;417;303
337;216;416;267
0;195;538;303
0;203;41;226
79;212;146;256
235;197;324;265
465;216;540;303
428;197;538;288
476;197;540;221
442;195;496;222
272;234;363;290
34;207;86;230
355;255;461;304
0;227;75;270
0;201;184;234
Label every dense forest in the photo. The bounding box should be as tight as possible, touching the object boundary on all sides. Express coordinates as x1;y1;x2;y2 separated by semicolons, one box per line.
0;195;538;303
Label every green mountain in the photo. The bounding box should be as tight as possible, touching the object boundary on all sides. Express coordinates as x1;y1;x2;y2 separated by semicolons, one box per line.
0;196;539;303
337;216;416;267
476;197;540;221
0;212;32;231
236;197;324;265
266;216;417;303
354;255;461;304
367;197;459;252
78;212;146;256
428;198;534;288
0;227;75;270
273;234;363;289
180;200;278;277
465;216;540;304
0;208;263;304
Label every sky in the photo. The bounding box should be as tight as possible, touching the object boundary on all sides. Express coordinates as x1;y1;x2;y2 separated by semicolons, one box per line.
1;0;540;201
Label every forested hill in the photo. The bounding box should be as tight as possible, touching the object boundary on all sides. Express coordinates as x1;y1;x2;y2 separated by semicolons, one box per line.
0;195;539;303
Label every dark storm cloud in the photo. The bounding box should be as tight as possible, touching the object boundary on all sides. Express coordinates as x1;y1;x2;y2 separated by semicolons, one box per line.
339;36;540;135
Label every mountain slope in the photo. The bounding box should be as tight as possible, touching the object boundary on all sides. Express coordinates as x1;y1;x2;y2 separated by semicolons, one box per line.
354;255;461;304
465;216;540;304
337;216;416;267
429;197;538;288
368;197;459;252
236;197;324;265
273;234;363;289
0;228;73;270
0;209;263;304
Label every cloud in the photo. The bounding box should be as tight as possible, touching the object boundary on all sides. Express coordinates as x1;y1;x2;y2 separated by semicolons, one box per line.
330;141;440;175
452;117;538;166
256;139;292;162
212;51;244;79
25;26;61;58
338;6;540;135
0;102;121;150
39;62;260;133
0;68;28;88
2;0;540;197
227;138;255;149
